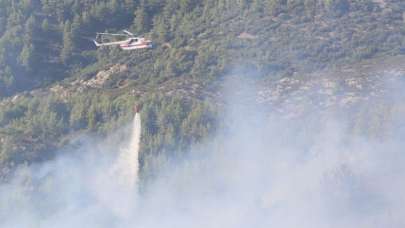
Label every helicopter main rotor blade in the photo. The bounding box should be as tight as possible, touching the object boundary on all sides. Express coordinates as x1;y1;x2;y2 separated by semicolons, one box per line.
96;32;130;36
122;30;135;36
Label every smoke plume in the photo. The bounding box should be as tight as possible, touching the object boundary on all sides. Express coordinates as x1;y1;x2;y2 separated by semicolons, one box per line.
0;73;405;228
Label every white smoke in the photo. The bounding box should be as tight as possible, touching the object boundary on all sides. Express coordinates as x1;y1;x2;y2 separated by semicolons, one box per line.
0;74;405;228
0;113;142;227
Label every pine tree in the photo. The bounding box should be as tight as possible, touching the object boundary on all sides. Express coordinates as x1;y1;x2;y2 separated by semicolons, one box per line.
19;43;34;69
61;20;74;64
133;2;150;33
154;17;169;42
41;18;49;32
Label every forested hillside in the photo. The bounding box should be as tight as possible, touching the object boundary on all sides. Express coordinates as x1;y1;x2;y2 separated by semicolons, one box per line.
1;0;405;178
1;0;404;96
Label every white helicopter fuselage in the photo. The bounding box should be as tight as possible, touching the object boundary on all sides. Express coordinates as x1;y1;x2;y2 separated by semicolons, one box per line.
93;37;152;50
119;37;152;50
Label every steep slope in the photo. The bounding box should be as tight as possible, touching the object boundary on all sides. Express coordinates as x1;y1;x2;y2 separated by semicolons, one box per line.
1;0;404;97
1;0;405;177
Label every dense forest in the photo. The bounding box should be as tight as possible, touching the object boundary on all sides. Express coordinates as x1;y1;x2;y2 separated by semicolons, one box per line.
1;0;405;179
1;0;404;96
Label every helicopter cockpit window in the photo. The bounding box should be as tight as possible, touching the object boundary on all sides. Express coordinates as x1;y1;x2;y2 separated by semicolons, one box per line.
128;38;138;45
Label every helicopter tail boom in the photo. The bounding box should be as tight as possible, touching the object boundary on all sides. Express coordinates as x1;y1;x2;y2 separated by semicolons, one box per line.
93;40;101;47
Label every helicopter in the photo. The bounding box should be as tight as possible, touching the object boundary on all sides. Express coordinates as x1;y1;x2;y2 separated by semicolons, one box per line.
93;30;152;50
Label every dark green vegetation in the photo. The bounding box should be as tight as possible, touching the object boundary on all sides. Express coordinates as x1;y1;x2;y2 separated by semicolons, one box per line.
1;0;405;178
2;0;405;96
0;89;217;177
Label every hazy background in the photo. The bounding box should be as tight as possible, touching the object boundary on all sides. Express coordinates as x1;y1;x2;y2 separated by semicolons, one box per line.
1;71;405;228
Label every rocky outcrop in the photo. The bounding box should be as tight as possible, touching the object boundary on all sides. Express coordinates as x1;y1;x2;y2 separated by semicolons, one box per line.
256;56;405;117
2;56;405;120
83;64;128;88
